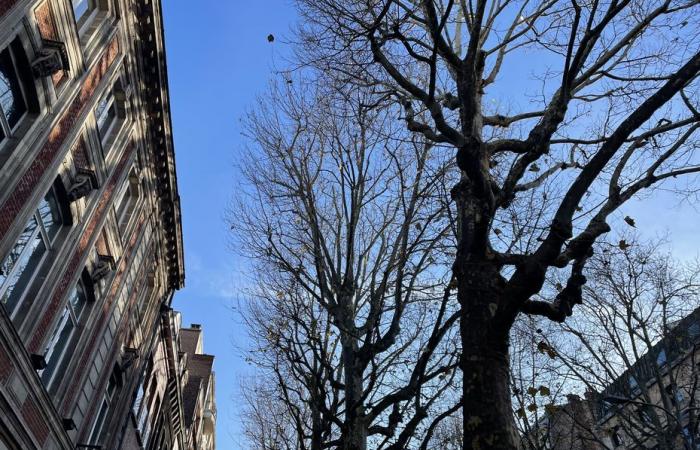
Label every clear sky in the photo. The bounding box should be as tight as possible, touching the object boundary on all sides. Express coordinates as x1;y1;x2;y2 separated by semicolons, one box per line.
162;1;297;448
159;2;699;449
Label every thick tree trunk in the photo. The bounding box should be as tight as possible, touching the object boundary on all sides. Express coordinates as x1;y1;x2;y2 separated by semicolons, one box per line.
459;267;520;450
342;340;368;450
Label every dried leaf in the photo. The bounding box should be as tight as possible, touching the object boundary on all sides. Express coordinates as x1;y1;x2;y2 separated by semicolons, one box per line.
539;386;551;396
267;34;275;42
624;216;636;227
619;239;631;250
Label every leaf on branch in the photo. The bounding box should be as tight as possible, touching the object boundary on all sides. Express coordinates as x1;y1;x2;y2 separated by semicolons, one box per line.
527;386;538;396
555;282;563;292
527;403;538;412
516;407;527;418
539;386;551;396
545;404;557;415
619;240;631;250
624;216;636;227
415;222;422;231
267;34;275;42
529;163;541;172
494;228;502;236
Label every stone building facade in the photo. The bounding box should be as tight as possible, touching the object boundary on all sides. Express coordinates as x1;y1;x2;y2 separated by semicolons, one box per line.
0;0;211;448
527;308;700;450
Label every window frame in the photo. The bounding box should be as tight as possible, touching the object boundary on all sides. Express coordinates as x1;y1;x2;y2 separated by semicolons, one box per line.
0;183;67;318
0;37;34;150
88;368;119;444
39;278;89;388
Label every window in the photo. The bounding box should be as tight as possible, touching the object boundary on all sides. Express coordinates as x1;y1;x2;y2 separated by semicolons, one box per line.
40;280;88;386
72;0;96;27
88;368;119;444
0;185;65;317
665;384;684;406
73;0;110;45
94;80;126;156
95;91;117;139
611;426;625;447
0;38;36;148
656;349;667;367
636;406;652;425
115;170;140;231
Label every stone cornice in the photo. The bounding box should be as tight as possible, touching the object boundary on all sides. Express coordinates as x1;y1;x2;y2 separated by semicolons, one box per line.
134;0;184;290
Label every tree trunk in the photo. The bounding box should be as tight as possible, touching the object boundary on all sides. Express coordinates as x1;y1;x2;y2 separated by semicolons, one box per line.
342;340;368;450
459;268;520;450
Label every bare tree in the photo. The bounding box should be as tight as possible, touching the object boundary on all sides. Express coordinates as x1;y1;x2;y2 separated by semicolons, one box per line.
286;0;700;446
233;79;461;450
239;282;341;450
552;239;700;450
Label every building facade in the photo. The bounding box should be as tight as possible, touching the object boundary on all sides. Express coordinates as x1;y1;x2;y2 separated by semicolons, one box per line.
527;308;700;450
0;0;206;448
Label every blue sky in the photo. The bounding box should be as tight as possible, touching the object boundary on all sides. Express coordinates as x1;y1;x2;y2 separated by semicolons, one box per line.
162;1;296;447
159;2;700;448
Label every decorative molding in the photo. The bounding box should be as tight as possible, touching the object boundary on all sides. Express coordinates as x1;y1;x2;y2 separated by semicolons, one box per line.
91;254;116;285
67;168;99;202
31;39;70;79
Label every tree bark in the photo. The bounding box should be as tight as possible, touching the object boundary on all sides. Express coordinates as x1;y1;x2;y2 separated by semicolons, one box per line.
459;265;520;450
341;333;368;450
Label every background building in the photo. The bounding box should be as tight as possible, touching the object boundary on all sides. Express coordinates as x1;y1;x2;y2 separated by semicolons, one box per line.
0;0;216;448
525;307;700;450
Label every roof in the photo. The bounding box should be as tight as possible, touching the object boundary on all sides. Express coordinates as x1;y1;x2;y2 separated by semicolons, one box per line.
182;354;214;427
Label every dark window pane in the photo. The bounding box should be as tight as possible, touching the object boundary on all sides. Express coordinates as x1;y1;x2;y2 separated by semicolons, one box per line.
0;216;38;279
0;47;27;129
96;97;116;139
70;283;87;319
39;189;63;238
42;306;75;383
1;234;46;314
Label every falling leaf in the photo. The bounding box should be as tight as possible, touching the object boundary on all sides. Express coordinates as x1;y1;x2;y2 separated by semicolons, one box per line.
624;216;636;227
267;34;275;42
619;239;631;250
